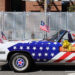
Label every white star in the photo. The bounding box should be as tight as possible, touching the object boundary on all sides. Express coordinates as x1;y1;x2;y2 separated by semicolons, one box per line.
38;53;42;57
32;53;35;57
13;46;16;49
46;47;49;50
48;43;51;44
54;42;57;45
26;46;30;50
45;53;48;56
52;47;56;50
37;59;40;61
20;46;23;50
39;47;43;50
51;53;54;57
33;47;36;50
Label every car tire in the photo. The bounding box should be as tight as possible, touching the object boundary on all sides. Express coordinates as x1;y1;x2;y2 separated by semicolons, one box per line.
9;53;31;72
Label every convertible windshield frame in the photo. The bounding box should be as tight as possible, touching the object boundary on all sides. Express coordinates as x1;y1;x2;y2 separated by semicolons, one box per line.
50;30;67;42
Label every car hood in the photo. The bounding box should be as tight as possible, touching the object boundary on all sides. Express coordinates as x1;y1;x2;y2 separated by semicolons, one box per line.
0;40;34;50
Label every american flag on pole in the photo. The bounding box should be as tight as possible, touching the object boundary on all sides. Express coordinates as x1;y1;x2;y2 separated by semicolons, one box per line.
1;32;7;40
40;21;49;32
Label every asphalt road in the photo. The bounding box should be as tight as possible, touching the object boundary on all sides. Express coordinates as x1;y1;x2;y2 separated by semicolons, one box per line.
1;64;75;75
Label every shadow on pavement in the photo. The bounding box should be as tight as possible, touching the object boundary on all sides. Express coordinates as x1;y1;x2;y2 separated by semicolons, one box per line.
1;64;75;72
29;65;75;72
2;64;12;71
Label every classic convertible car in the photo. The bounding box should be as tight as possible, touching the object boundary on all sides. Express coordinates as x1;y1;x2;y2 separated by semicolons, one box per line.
0;30;75;72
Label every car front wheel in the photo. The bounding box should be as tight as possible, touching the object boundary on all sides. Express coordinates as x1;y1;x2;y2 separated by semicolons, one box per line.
9;53;31;72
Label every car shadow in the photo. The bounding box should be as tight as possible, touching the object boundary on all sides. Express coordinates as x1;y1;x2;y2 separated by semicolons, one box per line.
2;64;75;72
30;65;75;72
2;64;12;71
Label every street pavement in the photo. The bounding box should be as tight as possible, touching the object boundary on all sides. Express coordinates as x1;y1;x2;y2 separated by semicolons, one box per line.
1;64;75;75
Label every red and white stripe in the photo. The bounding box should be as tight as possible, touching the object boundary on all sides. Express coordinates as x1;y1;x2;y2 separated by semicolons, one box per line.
48;52;75;63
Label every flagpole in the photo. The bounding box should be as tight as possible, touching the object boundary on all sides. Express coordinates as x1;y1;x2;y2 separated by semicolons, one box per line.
44;0;47;39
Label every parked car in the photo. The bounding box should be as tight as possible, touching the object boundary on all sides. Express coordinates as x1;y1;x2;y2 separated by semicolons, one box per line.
0;30;75;72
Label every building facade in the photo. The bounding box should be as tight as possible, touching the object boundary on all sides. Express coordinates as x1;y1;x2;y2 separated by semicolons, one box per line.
26;1;62;12
0;0;6;11
0;0;75;12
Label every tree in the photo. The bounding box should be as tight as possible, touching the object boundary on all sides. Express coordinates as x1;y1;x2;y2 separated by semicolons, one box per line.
68;5;75;12
37;0;52;12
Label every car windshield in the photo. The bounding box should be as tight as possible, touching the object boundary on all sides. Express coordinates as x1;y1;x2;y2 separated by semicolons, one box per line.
50;30;67;42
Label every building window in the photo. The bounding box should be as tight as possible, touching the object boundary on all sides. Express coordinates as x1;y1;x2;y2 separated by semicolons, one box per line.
62;1;70;12
11;0;25;11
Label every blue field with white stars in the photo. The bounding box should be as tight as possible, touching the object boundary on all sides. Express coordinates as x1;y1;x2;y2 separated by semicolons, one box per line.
8;41;62;62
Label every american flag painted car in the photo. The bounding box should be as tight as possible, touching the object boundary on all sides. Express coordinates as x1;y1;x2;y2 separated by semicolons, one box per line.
0;30;75;72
